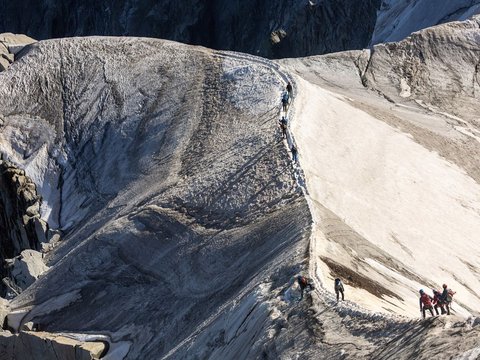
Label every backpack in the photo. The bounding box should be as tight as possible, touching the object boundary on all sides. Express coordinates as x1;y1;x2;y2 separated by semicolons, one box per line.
446;289;455;302
334;279;343;291
421;293;433;307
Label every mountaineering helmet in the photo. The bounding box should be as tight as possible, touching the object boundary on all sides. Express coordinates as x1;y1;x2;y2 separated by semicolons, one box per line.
419;289;424;294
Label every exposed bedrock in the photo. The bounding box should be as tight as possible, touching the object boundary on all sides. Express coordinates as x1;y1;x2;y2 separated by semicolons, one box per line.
0;0;381;58
0;159;48;297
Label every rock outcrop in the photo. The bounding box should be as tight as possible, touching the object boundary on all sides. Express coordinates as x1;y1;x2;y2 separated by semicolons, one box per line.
0;159;48;296
0;33;36;71
365;15;480;126
0;331;106;360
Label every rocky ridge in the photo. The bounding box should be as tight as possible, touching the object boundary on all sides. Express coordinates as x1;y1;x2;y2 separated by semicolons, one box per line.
0;37;312;358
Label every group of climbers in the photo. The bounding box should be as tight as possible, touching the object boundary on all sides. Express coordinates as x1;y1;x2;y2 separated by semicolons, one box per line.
278;82;298;162
419;284;456;318
293;274;457;318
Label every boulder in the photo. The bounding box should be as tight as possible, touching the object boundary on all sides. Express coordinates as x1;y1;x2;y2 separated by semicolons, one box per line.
20;321;35;331
0;33;36;71
8;250;49;290
25;203;40;217
0;33;36;55
0;331;106;359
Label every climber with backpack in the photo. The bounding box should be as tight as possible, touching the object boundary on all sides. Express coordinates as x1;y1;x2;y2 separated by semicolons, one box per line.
440;284;455;315
334;278;345;302
286;82;293;96
432;289;446;315
291;144;298;162
279;116;288;139
281;91;289;112
297;275;314;300
419;289;435;318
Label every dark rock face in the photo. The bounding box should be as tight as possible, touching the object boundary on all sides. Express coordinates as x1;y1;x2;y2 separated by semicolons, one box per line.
0;0;381;58
0;160;47;296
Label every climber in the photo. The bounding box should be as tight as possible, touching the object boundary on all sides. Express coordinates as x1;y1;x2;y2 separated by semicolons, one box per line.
291;144;298;162
297;275;314;300
432;289;446;315
279;116;288;139
334;278;345;302
281;91;289;112
286;82;293;96
440;284;455;315
419;289;434;318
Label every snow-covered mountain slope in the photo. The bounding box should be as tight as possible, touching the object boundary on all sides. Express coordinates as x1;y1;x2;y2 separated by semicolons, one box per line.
0;17;480;358
371;0;480;45
278;16;480;317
